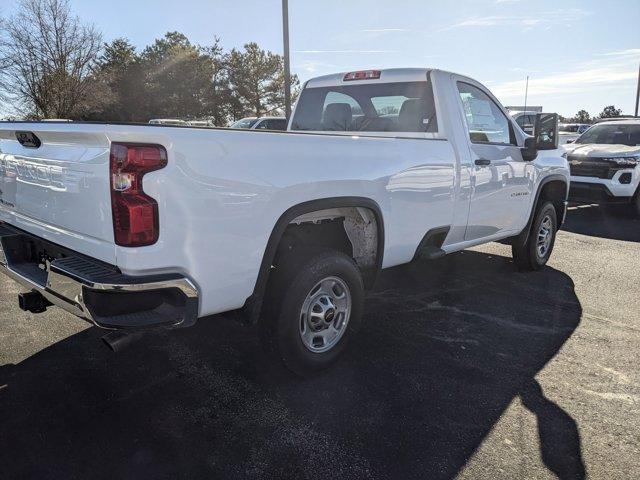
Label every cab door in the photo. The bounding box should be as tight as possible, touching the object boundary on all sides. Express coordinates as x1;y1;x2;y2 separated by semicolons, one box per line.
454;80;533;241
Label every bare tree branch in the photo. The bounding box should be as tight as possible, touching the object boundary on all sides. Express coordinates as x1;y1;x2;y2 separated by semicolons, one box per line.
0;0;103;118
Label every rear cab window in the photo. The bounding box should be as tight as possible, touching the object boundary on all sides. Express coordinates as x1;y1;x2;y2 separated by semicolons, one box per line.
291;79;439;136
255;119;288;130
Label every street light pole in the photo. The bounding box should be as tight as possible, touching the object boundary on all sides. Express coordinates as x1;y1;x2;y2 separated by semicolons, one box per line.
282;0;292;120
635;62;640;117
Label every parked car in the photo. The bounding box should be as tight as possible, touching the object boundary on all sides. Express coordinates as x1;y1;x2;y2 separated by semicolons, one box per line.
564;119;640;216
149;119;188;126
592;116;638;124
188;120;213;127
0;68;568;375
559;123;591;145
230;116;288;130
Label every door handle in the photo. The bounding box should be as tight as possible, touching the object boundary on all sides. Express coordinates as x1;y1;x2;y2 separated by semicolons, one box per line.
475;158;491;166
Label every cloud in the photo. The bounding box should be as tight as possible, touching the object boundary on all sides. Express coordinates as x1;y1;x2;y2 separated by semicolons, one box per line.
491;59;637;102
441;9;591;32
597;48;640;58
294;60;342;75
495;0;520;3
508;67;541;73
360;28;409;33
491;46;639;115
295;49;396;54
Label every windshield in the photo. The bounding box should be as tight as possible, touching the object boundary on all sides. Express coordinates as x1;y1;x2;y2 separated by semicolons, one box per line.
559;124;581;133
575;123;640;146
291;81;438;133
231;118;258;129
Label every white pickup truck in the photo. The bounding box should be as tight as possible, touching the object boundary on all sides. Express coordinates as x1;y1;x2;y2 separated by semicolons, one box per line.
0;68;569;375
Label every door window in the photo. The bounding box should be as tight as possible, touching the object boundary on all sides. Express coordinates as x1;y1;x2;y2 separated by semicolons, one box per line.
457;82;512;144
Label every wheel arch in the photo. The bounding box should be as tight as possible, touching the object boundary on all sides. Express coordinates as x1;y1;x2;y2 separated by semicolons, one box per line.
516;174;568;246
235;196;385;325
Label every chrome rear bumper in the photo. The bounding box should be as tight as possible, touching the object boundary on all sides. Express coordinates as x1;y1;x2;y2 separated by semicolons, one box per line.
0;222;199;329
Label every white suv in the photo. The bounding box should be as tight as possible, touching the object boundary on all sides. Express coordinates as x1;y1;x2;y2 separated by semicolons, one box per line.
565;119;640;217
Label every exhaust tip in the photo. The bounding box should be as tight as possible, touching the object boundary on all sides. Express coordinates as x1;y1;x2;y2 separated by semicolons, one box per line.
102;330;141;353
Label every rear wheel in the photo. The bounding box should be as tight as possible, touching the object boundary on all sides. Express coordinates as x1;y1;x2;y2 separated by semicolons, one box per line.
512;201;558;271
260;248;364;377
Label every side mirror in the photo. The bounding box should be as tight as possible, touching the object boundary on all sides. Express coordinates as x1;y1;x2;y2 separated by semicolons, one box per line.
534;113;559;150
521;136;537;161
566;139;575;144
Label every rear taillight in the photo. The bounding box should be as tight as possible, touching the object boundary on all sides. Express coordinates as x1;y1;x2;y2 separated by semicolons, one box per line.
110;143;167;247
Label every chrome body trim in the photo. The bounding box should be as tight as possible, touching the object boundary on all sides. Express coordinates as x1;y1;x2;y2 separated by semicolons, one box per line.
0;223;199;328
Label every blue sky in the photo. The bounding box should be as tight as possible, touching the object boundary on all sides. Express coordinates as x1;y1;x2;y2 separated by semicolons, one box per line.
1;0;639;117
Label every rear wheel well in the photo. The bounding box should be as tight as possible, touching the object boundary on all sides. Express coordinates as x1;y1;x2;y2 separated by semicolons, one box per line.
273;207;380;289
230;199;384;325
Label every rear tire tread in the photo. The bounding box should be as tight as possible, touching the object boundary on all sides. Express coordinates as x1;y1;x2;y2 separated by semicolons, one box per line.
259;247;364;377
512;201;558;271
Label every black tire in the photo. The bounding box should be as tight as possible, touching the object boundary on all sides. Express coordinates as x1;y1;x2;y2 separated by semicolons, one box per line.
260;248;364;377
631;190;640;219
512;201;558;271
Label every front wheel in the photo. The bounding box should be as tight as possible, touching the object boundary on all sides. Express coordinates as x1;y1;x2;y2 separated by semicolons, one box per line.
512;201;558;271
631;190;640;218
260;248;364;377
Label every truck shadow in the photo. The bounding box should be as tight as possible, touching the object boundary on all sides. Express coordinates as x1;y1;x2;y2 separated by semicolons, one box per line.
0;250;583;480
562;205;640;242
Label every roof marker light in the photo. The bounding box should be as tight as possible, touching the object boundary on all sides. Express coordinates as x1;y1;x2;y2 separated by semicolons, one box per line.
343;70;381;81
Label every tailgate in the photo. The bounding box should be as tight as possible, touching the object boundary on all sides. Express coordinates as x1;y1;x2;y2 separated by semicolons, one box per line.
0;124;116;264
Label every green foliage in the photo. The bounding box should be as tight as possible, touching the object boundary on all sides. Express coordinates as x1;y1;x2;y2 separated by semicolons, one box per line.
137;32;215;121
1;1;298;125
598;105;622;119
562;109;593;124
82;34;296;125
574;110;591;123
84;38;138;122
227;42;300;118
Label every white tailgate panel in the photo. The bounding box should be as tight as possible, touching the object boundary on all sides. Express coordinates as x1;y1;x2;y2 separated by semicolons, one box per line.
0;127;116;264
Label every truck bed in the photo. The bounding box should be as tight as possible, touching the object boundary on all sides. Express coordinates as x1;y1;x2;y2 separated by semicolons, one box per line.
0;121;457;317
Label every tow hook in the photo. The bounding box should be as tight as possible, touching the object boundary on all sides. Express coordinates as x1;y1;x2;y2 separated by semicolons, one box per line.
18;291;52;313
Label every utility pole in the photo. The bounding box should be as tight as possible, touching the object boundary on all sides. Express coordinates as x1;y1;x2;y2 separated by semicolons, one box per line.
523;75;529;112
282;0;292;120
635;62;640;117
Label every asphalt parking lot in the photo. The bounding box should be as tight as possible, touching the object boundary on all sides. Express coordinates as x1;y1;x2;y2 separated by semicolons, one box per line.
1;206;638;480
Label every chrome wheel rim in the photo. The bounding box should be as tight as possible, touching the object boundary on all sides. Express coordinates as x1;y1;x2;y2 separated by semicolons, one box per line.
536;215;554;259
299;276;352;353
